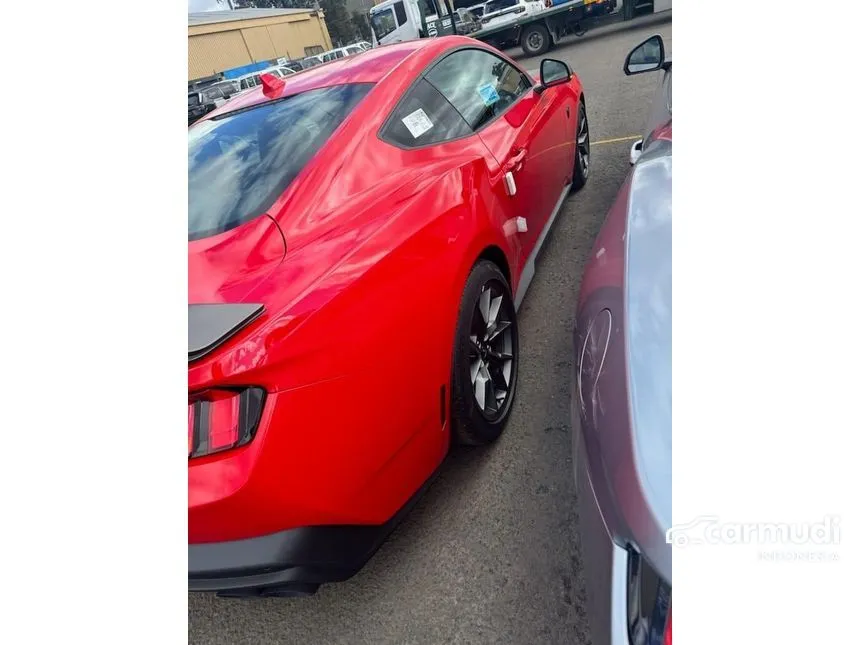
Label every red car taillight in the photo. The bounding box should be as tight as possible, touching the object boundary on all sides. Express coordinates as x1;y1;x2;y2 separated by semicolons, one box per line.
188;387;265;459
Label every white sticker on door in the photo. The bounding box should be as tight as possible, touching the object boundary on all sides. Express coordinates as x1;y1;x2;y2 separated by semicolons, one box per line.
401;108;434;139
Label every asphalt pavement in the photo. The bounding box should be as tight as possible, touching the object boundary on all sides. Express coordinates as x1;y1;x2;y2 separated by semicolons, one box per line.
189;17;672;645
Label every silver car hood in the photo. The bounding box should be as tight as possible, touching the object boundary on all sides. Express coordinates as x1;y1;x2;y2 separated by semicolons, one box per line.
624;142;672;582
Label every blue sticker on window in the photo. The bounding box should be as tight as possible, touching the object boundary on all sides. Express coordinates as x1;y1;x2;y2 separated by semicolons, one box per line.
477;83;500;107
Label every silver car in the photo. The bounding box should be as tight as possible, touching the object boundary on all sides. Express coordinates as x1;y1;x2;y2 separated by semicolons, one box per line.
572;34;672;645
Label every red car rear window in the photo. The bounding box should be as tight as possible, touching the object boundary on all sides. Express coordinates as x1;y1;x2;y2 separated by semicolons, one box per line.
188;83;373;241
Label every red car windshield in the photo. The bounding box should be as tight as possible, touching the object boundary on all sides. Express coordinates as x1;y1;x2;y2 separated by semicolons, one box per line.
188;83;373;242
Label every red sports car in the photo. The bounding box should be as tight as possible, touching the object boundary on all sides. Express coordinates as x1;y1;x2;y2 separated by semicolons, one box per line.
188;36;589;597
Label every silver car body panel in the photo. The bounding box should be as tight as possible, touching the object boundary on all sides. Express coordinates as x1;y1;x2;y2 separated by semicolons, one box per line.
576;435;634;645
624;143;672;583
574;37;672;645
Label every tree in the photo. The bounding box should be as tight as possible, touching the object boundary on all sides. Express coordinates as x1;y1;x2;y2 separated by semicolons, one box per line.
350;11;371;41
319;0;355;46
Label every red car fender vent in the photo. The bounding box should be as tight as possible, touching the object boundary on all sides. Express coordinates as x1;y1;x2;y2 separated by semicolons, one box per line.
188;387;266;459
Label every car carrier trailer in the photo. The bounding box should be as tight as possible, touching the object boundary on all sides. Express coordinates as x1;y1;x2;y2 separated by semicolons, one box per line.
476;0;616;56
370;0;669;57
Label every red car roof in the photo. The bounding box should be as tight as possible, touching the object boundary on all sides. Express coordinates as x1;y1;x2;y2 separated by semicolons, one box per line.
200;41;431;122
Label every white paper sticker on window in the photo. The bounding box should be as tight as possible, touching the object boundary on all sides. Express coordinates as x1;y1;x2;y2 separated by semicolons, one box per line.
401;108;434;139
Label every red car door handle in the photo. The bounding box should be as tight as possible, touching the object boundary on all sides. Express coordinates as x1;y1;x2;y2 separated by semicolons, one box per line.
505;148;527;172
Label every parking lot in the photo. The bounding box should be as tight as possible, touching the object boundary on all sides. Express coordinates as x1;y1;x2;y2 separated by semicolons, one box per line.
189;17;672;645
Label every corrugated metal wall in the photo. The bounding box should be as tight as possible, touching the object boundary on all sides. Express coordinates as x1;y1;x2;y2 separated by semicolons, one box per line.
188;30;251;80
266;21;307;60
188;14;334;81
319;20;333;51
286;19;330;59
240;26;277;62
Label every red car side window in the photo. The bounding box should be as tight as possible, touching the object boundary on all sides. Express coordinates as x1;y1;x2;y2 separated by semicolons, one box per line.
381;79;473;149
425;48;532;131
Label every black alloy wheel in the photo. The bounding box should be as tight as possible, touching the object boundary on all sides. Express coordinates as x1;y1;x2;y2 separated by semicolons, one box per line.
451;261;519;446
571;102;590;192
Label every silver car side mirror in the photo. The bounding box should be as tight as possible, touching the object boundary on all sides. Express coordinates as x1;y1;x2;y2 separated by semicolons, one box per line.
624;35;665;76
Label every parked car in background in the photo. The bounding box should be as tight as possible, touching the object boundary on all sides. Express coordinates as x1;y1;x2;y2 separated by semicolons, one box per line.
466;2;487;18
188;92;207;125
480;0;546;31
188;35;591;598
212;80;240;97
233;71;264;92
188;81;238;126
301;55;324;68
572;34;671;645
262;66;297;79
354;40;373;50
455;8;482;34
282;56;324;73
232;66;296;93
316;44;366;63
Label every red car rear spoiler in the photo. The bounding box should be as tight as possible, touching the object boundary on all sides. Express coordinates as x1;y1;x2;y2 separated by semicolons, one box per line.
188;304;264;363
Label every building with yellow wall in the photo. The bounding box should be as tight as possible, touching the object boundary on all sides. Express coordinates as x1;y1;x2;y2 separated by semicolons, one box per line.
188;8;333;82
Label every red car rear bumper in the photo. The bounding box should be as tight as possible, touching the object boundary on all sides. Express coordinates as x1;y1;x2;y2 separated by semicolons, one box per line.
188;470;435;596
188;380;447;594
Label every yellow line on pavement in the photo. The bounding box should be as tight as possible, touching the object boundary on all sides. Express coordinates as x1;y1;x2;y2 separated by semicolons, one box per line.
592;135;642;146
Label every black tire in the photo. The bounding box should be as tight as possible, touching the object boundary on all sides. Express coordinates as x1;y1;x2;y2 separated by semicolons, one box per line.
570;100;590;192
451;260;519;446
521;23;551;57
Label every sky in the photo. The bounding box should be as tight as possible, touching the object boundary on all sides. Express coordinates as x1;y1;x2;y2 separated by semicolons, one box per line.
188;0;226;12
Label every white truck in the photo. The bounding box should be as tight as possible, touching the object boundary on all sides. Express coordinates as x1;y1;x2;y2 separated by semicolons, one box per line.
370;0;670;57
370;0;455;46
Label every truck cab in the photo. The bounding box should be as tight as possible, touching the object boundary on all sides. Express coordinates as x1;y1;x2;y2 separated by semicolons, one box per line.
369;0;457;46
